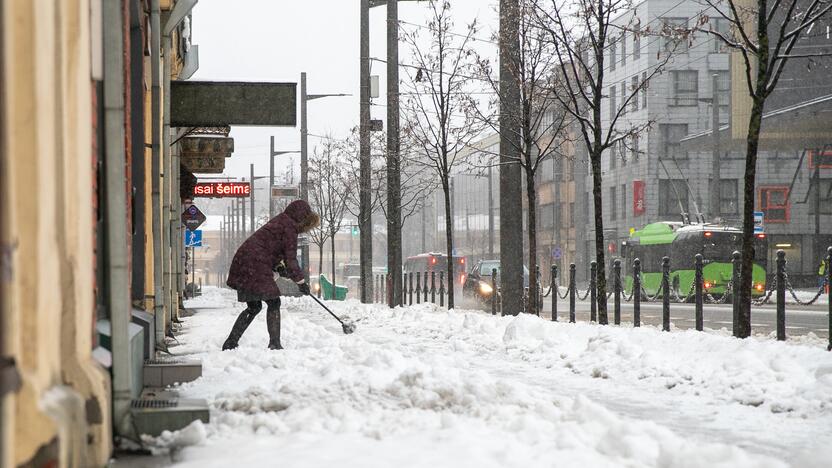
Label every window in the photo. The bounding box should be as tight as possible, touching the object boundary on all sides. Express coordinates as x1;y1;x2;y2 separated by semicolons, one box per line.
569;202;575;227
660;124;688;159
670;70;698;106
710;18;730;53
630;76;639;112
659;179;689;217
621;82;627;114
610;38;617;70
631;135;640;161
641;72;648;108
633;25;641;60
809;180;832;215
709;70;730;126
621;184;627;219
609;85;617;117
719;179;739;215
620;32;626;66
662;17;689;53
809;149;832;169
610;186;618;220
540;205;555;228
610;143;617;169
759;187;790;223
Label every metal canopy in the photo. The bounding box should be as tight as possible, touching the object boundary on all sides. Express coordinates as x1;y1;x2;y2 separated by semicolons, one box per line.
171;81;297;127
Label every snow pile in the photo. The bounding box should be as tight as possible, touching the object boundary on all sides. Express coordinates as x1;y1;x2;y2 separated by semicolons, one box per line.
163;288;832;467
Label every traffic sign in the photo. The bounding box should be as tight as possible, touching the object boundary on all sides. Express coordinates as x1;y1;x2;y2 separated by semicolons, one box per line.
552;247;562;260
185;230;203;247
754;211;764;233
182;205;207;232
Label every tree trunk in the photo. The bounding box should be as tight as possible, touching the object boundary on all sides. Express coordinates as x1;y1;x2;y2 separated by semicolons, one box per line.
443;180;455;309
331;233;337;290
525;167;538;315
590;150;608;324
318;242;324;281
738;97;765;338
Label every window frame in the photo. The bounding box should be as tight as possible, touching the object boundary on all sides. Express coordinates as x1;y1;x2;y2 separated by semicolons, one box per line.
670;70;699;107
662;17;689;53
758;186;790;223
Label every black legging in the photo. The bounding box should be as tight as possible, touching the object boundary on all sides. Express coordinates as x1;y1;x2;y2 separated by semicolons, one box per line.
245;298;281;315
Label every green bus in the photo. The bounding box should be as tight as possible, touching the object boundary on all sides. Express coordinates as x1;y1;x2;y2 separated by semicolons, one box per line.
621;222;768;299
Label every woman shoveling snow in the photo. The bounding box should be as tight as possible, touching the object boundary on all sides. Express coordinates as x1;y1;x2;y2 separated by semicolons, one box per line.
222;200;319;350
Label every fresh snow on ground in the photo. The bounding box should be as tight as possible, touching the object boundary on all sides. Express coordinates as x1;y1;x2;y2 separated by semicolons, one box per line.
154;287;832;467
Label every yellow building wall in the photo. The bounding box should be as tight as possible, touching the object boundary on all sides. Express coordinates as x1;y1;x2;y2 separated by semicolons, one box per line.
1;0;111;466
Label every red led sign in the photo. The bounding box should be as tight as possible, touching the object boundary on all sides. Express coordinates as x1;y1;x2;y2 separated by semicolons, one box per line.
193;182;251;198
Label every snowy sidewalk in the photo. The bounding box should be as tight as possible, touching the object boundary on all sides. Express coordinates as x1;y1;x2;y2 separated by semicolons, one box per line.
152;287;832;467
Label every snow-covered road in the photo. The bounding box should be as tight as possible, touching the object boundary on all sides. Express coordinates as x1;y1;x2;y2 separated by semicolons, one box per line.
154;287;832;467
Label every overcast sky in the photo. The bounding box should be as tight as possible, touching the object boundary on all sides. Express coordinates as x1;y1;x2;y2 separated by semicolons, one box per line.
190;0;497;182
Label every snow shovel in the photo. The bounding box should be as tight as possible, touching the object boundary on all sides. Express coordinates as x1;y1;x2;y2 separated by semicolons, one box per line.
309;294;356;334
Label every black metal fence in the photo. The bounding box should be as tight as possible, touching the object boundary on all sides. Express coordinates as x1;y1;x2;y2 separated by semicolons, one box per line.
372;247;832;350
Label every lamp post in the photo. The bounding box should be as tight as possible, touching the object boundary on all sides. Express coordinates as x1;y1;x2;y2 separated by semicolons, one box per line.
268;136;299;219
301;72;350;285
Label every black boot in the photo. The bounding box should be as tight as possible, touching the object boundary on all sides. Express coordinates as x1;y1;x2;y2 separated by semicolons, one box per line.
266;298;282;350
222;304;261;350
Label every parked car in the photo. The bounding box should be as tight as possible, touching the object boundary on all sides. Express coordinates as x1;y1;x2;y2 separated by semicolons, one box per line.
463;260;529;305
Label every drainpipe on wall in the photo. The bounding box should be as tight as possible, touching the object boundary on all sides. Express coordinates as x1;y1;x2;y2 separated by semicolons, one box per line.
151;0;166;351
102;0;134;437
162;27;173;334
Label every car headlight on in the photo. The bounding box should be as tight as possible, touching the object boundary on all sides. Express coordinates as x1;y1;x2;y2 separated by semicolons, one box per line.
479;281;493;295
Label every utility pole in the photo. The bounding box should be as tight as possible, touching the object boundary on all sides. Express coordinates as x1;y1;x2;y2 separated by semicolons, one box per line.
270;136;276;218
488;165;494;257
499;0;524;315
250;164;256;233
359;0;375;305
385;0;402;307
710;73;721;222
300;73;310;284
241;182;247;239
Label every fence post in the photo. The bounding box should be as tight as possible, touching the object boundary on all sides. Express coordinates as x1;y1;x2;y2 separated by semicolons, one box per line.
415;272;421;304
633;258;641;327
534;265;541;316
408;272;414;305
776;250;786;341
492;268;498;316
423;272;428;302
569;263;576;323
732;251;741;337
431;271;436;304
613;259;621;325
662;256;670;332
439;271;445;308
551;265;558;322
694;254;704;331
826;246;831;351
590;261;597;322
401;273;406;307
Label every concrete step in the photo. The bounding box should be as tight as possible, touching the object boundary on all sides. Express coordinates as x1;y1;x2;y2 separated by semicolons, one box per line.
143;359;202;388
130;398;209;437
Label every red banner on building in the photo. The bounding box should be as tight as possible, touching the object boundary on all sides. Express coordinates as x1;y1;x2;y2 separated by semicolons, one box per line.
633;180;645;216
193;182;251;198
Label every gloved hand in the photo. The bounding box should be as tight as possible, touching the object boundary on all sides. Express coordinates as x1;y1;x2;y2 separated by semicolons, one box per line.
298;282;311;296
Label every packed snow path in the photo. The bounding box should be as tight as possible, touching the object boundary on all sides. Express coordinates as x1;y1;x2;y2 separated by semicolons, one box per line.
158;287;832;467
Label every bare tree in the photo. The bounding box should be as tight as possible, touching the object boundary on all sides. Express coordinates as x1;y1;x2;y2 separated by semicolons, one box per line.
309;136;352;285
698;0;832;337
473;0;575;315
533;0;679;324
401;0;485;309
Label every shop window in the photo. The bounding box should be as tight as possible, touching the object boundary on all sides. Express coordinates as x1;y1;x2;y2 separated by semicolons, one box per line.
759;186;790;223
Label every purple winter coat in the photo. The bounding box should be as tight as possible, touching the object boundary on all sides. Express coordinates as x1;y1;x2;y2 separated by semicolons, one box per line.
226;200;310;297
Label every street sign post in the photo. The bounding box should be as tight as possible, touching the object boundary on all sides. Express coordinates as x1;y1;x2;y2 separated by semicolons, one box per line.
184;229;203;247
182;205;207;232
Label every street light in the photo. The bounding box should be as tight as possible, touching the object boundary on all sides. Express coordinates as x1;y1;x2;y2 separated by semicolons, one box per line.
268;136;299;219
300;72;350;285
